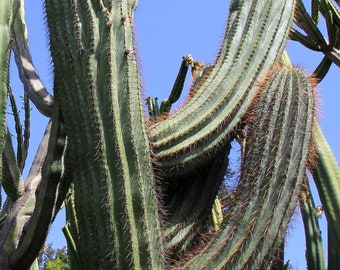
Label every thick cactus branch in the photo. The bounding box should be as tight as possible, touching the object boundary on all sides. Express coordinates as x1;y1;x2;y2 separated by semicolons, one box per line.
44;0;164;268
148;0;296;177
179;66;315;269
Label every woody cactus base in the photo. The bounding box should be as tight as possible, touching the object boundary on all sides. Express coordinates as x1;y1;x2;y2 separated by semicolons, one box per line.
1;0;339;269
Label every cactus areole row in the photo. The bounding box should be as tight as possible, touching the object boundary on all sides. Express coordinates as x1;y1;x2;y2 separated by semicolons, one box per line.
0;0;339;269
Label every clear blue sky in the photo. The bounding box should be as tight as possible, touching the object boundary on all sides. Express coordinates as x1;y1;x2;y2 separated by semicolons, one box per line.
7;1;339;269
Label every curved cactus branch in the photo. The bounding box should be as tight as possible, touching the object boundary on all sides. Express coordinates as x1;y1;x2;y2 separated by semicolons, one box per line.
12;0;54;117
148;0;296;177
178;66;315;269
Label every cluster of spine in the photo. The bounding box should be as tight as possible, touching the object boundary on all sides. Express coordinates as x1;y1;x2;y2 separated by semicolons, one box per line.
44;0;164;269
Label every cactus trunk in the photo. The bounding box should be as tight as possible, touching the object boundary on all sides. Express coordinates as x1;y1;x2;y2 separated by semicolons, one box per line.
44;1;164;268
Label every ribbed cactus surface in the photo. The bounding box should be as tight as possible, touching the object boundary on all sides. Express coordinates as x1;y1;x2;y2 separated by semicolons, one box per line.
0;0;339;269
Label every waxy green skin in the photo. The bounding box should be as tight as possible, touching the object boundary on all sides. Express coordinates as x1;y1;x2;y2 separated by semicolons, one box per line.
0;0;339;269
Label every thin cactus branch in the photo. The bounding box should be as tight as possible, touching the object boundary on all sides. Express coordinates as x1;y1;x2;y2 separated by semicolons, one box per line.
291;0;340;68
0;0;18;191
299;177;326;270
310;120;340;254
1;127;24;202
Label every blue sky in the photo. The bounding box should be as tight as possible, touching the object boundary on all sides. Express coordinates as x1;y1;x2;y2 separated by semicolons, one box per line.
7;0;339;268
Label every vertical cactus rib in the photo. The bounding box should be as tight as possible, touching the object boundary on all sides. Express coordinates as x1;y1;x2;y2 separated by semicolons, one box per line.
44;0;164;269
148;0;296;177
310;120;340;253
178;67;315;270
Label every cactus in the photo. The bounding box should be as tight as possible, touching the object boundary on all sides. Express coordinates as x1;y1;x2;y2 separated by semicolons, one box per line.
0;0;339;269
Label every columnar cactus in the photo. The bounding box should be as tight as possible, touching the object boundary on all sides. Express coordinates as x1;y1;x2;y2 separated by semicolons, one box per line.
0;0;339;269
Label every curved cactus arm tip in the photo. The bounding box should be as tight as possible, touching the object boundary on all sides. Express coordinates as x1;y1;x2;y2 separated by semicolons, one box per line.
12;0;54;117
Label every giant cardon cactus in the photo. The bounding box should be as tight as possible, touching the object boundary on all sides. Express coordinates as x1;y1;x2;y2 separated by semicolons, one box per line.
0;0;339;269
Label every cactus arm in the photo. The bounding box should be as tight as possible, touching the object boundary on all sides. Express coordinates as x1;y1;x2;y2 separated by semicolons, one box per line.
148;0;295;177
313;55;332;82
179;67;315;269
44;0;164;268
292;0;340;67
12;0;54;117
21;92;30;171
146;97;160;119
147;55;190;118
299;178;326;270
0;0;17;189
310;120;340;253
168;56;190;104
165;150;230;253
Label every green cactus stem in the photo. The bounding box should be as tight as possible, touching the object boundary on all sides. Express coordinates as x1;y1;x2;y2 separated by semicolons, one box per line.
0;0;17;191
299;177;326;270
310;120;340;255
148;0;296;177
178;66;315;269
2;128;24;202
44;0;164;268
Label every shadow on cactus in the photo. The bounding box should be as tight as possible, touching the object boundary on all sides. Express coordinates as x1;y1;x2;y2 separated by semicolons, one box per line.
0;0;339;269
